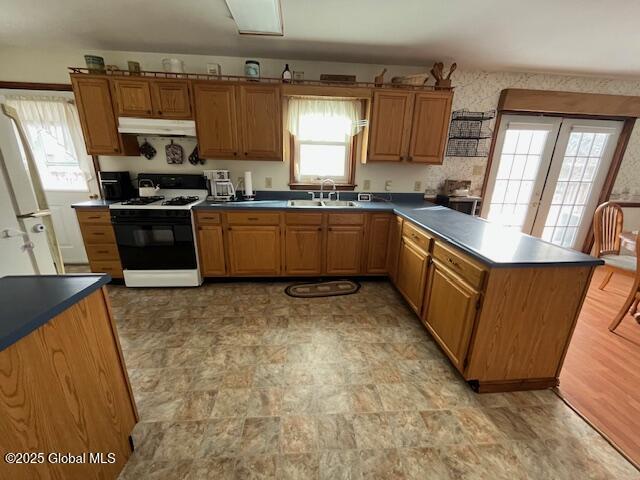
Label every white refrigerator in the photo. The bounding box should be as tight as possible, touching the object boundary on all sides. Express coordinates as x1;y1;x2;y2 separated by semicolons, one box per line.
0;104;61;276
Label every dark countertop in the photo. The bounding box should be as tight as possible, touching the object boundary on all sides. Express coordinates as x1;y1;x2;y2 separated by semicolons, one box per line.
71;199;118;208
195;199;602;268
0;275;111;352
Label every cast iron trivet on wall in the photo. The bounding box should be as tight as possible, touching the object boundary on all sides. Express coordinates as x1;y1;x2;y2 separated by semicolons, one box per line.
285;280;360;298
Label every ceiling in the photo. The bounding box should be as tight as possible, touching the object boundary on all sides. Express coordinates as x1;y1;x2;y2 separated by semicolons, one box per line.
1;0;639;77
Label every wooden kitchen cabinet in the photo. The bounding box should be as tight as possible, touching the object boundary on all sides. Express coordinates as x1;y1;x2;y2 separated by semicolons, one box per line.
238;85;282;160
285;225;323;275
151;80;192;118
422;260;479;371
368;89;452;164
365;213;391;274
112;79;154;117
226;225;281;275
75;207;123;278
71;75;137;155
325;225;364;275
408;92;453;163
193;82;240;158
386;215;403;283
368;91;413;161
197;225;226;276
396;237;429;313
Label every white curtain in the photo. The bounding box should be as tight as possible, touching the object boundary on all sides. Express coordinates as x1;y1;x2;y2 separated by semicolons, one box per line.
5;94;96;192
287;97;363;140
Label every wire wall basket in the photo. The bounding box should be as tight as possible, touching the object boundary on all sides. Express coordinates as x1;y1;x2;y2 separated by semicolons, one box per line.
446;109;496;157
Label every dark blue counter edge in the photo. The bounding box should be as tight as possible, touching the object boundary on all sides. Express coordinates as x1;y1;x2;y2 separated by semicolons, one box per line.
192;202;604;269
0;274;112;353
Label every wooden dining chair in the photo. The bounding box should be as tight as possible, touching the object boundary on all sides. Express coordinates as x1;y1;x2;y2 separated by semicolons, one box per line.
609;231;640;331
593;202;636;290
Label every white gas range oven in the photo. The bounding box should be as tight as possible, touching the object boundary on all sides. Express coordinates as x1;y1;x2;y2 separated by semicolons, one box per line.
109;173;207;287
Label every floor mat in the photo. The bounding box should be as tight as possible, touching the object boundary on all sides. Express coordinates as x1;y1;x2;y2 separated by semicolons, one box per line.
285;279;360;298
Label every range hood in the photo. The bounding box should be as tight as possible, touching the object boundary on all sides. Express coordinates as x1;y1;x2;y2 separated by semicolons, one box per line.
117;117;197;136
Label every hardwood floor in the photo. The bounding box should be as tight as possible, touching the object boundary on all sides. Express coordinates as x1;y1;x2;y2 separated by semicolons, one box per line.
559;267;640;468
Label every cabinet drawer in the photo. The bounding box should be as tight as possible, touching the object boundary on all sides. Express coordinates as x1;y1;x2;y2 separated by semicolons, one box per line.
89;260;123;278
81;224;116;244
328;213;365;225
402;222;432;252
285;213;323;225
85;244;120;261
195;211;221;224
433;241;485;289
226;212;280;225
77;209;111;224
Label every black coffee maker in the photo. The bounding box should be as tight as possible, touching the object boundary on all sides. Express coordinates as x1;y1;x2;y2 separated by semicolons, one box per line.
99;171;134;200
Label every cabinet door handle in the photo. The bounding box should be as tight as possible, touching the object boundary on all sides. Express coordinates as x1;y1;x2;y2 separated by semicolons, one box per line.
96;250;109;254
93;232;105;236
227;227;233;231
448;257;460;268
247;217;259;221
87;216;100;220
146;109;152;114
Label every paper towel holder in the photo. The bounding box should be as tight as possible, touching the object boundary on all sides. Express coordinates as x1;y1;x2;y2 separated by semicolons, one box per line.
243;171;255;201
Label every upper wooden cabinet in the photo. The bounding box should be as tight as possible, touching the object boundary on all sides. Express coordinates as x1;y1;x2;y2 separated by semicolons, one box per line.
368;89;453;164
113;79;192;119
194;82;283;161
71;75;133;155
368;91;414;162
112;79;153;117
193;83;240;158
238;85;282;160
409;92;453;163
151;80;192;118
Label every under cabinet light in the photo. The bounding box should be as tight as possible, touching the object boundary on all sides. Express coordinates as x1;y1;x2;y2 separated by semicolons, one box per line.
225;0;284;36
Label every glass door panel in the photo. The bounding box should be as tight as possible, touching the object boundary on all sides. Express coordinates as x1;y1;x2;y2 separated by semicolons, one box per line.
482;115;561;232
532;119;623;249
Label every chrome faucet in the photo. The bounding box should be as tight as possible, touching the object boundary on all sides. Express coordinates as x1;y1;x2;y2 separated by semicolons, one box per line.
319;178;337;200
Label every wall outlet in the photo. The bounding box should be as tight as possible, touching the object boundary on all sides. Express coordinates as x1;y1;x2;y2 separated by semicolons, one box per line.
265;177;272;188
414;181;422;192
472;165;485;176
237;176;243;186
363;179;371;190
384;180;392;191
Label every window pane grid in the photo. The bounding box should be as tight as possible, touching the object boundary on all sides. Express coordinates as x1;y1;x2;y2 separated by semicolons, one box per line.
542;131;609;248
487;129;548;229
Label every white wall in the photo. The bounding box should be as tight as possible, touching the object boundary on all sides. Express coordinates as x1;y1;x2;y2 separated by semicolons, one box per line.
2;46;640;195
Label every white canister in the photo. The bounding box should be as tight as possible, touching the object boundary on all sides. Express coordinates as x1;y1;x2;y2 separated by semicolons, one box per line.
162;58;184;73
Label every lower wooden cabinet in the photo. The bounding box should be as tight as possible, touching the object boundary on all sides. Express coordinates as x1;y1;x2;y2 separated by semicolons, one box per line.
75;207;123;278
197;225;226;275
422;261;479;371
284;226;323;275
226;225;281;275
365;214;391;274
396;237;429;313
325;225;364;275
386;215;403;283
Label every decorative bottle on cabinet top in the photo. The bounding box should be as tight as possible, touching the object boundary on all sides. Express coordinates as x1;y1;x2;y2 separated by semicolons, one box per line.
282;64;292;83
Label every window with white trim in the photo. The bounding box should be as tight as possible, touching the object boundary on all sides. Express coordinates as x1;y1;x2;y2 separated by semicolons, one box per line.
287;97;363;186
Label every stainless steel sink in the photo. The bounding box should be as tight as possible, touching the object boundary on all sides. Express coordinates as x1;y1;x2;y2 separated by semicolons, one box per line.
287;200;323;207
321;200;359;208
287;199;359;208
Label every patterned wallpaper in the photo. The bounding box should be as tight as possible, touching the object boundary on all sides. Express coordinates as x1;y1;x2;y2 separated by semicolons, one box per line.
438;69;640;197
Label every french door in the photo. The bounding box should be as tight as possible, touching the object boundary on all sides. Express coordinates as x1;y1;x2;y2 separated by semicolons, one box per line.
482;115;622;249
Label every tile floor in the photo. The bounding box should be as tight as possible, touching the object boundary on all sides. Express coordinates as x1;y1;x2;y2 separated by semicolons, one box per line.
106;279;639;479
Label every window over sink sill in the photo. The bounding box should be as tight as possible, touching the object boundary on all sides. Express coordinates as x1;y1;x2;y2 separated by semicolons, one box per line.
287;96;365;190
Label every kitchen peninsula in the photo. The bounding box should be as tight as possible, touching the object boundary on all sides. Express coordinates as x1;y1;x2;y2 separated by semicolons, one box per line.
0;275;137;480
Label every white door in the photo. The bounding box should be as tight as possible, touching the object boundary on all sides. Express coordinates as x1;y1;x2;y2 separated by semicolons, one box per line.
2;91;100;264
532;119;622;248
483;115;623;250
482;115;561;232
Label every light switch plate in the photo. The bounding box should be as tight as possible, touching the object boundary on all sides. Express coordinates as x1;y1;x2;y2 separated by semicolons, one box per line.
414;181;422;192
472;165;484;176
384;180;392;191
363;179;371;190
265;177;272;188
